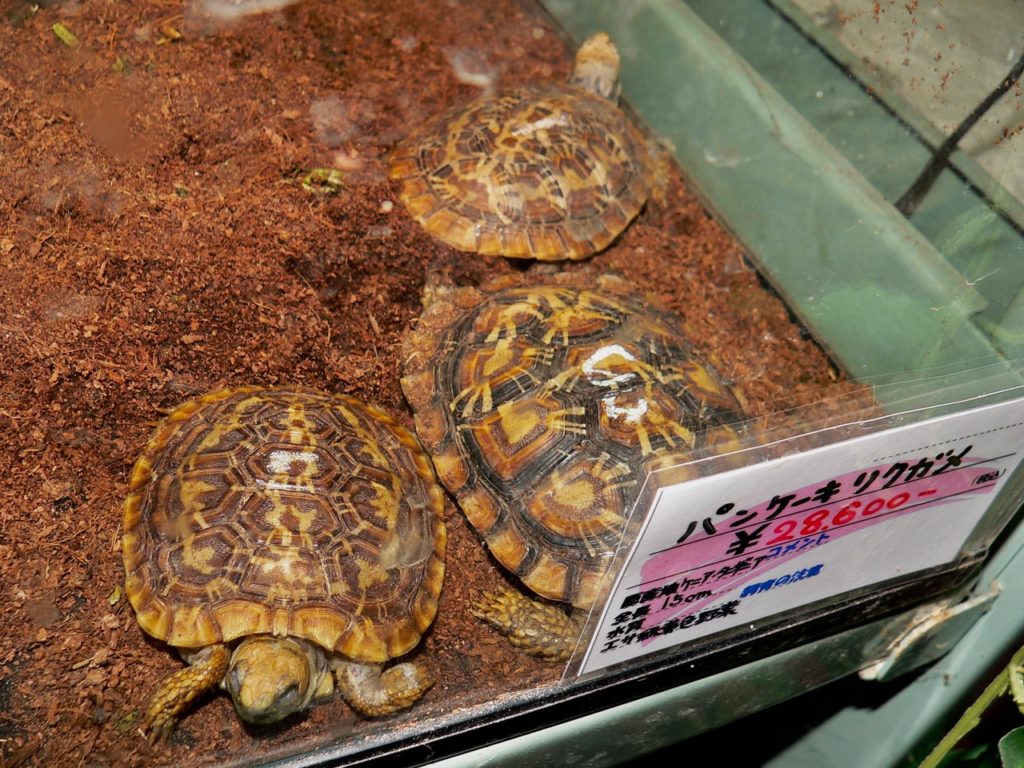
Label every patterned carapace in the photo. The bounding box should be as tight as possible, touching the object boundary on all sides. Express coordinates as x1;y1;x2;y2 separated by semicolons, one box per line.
123;387;445;663
402;275;748;609
389;33;657;261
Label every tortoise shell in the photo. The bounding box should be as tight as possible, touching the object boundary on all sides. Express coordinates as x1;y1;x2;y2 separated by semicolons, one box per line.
401;274;748;608
122;387;445;663
389;36;657;261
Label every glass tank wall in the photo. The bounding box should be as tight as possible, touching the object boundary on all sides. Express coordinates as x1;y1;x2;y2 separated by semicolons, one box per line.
3;2;1024;767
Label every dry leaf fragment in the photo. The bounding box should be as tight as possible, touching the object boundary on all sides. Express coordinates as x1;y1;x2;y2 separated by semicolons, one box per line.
52;23;80;48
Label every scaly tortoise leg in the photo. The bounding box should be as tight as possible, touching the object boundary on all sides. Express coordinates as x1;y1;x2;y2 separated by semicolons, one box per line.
472;588;584;662
334;661;433;717
145;644;230;744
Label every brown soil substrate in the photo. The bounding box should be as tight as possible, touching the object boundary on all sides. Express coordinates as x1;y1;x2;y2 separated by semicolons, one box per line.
0;1;867;766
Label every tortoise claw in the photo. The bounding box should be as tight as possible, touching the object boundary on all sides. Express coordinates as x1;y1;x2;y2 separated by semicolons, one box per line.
472;588;583;662
335;661;433;717
142;644;229;744
145;711;175;745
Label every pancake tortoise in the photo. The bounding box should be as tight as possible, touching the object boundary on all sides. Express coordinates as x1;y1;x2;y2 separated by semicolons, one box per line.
122;386;445;742
389;33;659;261
401;274;748;661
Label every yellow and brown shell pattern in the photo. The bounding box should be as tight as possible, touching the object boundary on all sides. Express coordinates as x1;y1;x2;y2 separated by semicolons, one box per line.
123;387;445;664
389;84;656;261
402;275;747;609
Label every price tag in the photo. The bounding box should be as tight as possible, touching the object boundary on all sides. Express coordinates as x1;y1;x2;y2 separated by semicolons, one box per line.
576;396;1024;675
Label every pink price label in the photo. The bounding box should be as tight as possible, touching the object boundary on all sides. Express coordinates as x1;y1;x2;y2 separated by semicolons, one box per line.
616;446;1001;642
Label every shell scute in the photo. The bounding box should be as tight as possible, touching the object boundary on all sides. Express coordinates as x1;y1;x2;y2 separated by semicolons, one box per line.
391;48;657;262
123;387;445;662
401;275;746;608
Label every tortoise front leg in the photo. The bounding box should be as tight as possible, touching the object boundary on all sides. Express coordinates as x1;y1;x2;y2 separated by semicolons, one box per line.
472;588;584;662
334;661;433;717
145;643;230;744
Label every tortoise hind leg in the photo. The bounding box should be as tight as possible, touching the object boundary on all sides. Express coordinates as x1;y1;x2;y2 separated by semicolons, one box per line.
334;661;433;717
145;643;230;744
472;588;584;662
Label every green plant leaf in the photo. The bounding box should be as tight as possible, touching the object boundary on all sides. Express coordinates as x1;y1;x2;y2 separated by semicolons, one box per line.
920;668;1011;768
938;743;999;767
998;726;1024;767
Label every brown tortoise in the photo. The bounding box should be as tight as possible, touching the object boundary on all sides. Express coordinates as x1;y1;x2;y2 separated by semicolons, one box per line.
122;387;445;741
389;33;659;261
401;274;749;660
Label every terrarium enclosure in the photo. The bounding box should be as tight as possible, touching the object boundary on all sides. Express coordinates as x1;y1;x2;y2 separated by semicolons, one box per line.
2;0;1024;767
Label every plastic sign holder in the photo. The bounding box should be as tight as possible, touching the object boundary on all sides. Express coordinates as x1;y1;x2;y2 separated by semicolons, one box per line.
574;393;1024;676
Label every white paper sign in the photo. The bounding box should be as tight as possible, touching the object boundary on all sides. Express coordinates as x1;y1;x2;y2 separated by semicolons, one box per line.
577;396;1024;675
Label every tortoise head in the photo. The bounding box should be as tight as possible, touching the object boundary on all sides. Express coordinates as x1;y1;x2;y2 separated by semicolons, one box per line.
569;32;621;102
225;636;330;724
